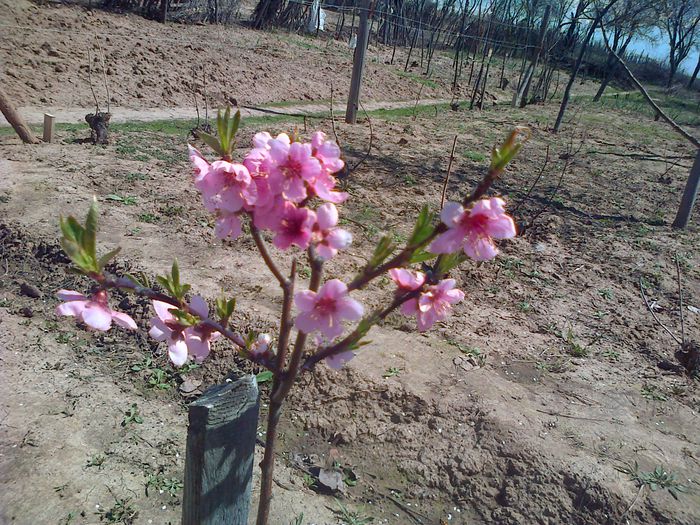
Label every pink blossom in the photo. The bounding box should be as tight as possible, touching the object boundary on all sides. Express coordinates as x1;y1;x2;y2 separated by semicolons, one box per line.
311;131;345;174
389;268;426;291
249;333;272;356
188;145;210;183
400;279;464;331
295;279;364;339
149;296;219;367
430;198;516;261
268;138;321;203
197;161;257;214
214;212;242;240
325;350;355;369
308;171;348;203
312;203;352;260
56;289;137;331
272;202;316;250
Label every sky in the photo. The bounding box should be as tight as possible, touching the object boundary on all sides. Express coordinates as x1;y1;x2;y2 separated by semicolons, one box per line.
620;28;699;75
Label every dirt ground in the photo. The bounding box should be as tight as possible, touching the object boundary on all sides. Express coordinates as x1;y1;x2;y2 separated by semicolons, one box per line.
2;2;700;525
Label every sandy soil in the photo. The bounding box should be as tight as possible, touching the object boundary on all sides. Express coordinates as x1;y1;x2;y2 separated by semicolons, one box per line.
1;2;700;525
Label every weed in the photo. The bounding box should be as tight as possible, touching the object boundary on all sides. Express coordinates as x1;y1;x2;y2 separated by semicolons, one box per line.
59;512;76;525
55;332;75;344
641;385;668;402
145;472;183;498
334;501;374;525
97;497;138;524
138;213;160;223
121;404;144;427
297;266;311;279
256;370;274;383
290;513;305;525
124;172;149;182
302;473;317;488
147;368;172;390
517;301;533;314
615;461;688;500
463;150;486;162
382;367;401;378
597;288;613;300
160;204;184;217
593;310;608;320
565;328;588;358
86;454;106;469
106;194;137;206
600;349;620;361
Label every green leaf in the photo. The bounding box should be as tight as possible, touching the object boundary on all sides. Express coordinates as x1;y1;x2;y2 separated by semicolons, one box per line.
408;205;435;247
256;370;274;383
97;247;121;270
368;235;394;267
171;260;180;289
199;132;224;157
217;108;226;146
436;253;466;275
84;199;98;259
409;249;436;264
228;110;241;145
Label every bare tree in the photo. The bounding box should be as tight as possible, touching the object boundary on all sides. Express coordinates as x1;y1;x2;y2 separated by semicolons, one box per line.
687;44;700;89
658;0;700;88
592;0;655;101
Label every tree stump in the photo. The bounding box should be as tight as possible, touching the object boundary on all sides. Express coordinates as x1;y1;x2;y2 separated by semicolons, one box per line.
85;112;111;144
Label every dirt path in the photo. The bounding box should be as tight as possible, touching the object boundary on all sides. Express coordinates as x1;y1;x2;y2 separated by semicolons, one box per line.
0;99;452;126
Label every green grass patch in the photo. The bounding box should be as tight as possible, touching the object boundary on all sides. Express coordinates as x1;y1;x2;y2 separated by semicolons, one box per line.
397;70;439;89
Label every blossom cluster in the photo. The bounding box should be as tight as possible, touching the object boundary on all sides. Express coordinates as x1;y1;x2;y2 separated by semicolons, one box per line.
189;131;352;259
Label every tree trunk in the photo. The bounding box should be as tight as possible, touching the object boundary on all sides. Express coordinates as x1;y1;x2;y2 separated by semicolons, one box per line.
553;1;617;133
0;87;40;144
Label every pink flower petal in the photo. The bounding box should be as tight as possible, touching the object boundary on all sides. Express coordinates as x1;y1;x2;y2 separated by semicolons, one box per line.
316;203;338;230
320;279;348;299
486;215;517;239
189;296;209;318
149;317;169;341
112;311;137;330
81;304;113;331
168;339;189;367
440;202;465;227
294;290;318;312
153;300;175;322
325;350;355;370
337;297;364;321
463;235;498;261
429;228;464;254
294;311;319;334
400;298;418;315
57;289;87;302
56;300;87;317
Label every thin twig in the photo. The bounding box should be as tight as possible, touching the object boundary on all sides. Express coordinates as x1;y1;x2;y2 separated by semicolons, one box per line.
329;84;340;147
350;101;374;171
250;225;288;287
441;135;458;210
87;49;100;114
639;277;681;345
512;144;550;217
97;40;110;114
618;485;645;525
675;255;685;344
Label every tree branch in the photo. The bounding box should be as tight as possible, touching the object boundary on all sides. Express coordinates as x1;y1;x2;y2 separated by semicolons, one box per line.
250;224;288;287
600;22;700;149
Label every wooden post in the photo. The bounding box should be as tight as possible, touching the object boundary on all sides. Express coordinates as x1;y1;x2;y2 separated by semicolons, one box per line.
0;86;40;144
345;0;370;124
182;375;260;525
43;113;55;143
672;150;700;229
160;0;168;23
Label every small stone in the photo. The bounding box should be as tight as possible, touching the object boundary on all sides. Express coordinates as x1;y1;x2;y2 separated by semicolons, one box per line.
54;64;65;73
20;282;42;299
19;307;34;318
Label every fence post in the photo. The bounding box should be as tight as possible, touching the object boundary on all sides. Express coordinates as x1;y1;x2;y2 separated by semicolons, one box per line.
672;149;700;229
43;113;55;143
345;0;370;124
182;375;260;525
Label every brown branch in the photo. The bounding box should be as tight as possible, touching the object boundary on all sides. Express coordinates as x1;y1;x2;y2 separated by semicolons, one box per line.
87;48;100;114
441;135;458;210
274;259;297;375
97;41;110;115
512;144;550;217
600;23;700;149
639;277;681;346
350;101;374;172
250;225;288;287
103;275;277;368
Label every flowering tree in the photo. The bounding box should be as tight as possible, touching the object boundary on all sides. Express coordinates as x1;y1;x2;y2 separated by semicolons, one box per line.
55;107;525;524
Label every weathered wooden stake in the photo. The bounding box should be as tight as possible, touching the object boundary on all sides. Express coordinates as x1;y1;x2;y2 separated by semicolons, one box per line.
43;113;55;143
0;86;40;144
672;150;700;229
345;0;370;124
182;375;260;525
